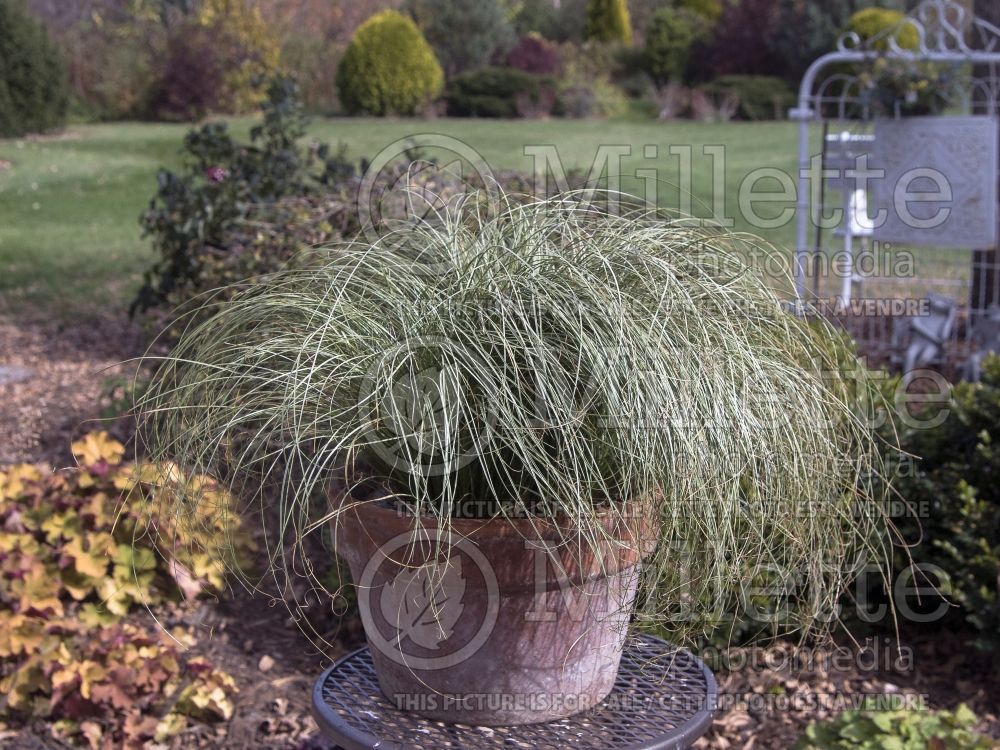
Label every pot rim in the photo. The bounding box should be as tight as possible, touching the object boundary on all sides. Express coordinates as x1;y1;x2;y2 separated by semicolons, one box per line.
329;482;656;537
329;484;660;571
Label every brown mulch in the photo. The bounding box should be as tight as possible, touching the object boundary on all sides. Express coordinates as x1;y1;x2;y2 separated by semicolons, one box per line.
695;631;1000;749
0;315;144;467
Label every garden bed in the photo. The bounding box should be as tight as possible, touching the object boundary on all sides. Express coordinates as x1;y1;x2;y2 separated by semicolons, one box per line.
0;316;142;467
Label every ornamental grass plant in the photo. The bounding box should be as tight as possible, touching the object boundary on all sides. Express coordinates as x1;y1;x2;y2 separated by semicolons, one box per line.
137;193;893;645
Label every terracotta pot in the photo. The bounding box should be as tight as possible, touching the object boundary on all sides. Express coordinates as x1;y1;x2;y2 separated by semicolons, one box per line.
332;491;656;726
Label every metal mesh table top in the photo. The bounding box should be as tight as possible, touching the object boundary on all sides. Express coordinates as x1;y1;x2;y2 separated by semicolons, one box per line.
312;634;717;750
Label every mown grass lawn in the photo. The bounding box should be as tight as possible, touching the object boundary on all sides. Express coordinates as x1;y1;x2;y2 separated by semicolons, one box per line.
0;117;801;320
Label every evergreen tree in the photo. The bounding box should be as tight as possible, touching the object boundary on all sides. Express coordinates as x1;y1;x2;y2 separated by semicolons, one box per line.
584;0;633;45
336;10;444;116
405;0;515;77
643;7;710;85
0;0;68;136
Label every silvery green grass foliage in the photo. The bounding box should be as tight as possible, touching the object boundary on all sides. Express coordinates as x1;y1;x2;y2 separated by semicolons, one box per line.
137;192;895;645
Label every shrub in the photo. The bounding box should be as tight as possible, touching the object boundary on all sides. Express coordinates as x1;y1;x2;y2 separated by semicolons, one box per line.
517;0;588;42
794;701;993;749
446;67;556;118
506;33;562;75
0;432;245;745
704;0;783;78
514;0;561;37
148;0;281;120
703;0;903;84
47;10;160;122
143;166;549;332
148;20;225;121
556;42;629;118
584;0;633;44
847;7;919;51
405;0;515;76
669;0;722;23
557;75;628;118
702;75;794;120
279;35;346;115
0;0;68;137
336;10;444;116
882;355;1000;651
193;0;282;113
643;7;711;86
145;191;360;334
766;0;864;86
134;77;355;313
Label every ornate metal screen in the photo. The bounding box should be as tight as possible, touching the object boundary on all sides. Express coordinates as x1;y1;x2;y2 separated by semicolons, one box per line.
792;0;1000;378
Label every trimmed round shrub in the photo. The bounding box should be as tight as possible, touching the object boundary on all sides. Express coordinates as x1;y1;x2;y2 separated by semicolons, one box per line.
336;10;444;116
506;33;561;76
446;67;555;118
846;8;919;51
0;0;68;137
584;0;632;44
702;75;794;120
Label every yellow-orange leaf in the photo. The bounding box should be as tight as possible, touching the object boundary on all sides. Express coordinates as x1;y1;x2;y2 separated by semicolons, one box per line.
65;534;116;579
71;432;125;467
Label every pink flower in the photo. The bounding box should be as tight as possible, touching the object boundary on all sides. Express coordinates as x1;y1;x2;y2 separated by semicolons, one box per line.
206;166;228;183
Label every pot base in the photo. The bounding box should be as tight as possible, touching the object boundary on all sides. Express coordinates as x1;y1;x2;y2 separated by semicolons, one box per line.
333;496;655;726
312;634;719;746
367;566;637;725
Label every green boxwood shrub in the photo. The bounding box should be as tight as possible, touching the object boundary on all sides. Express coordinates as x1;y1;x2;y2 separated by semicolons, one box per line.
0;0;68;137
882;355;1000;651
697;353;1000;651
847;8;919;51
584;0;632;44
702;75;794;120
335;10;444;116
794;701;993;749
446;67;555;118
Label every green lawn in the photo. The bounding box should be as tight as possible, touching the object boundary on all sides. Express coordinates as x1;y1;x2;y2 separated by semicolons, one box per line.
0;118;802;320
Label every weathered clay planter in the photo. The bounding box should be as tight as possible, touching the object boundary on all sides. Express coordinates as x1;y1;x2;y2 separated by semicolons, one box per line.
333;492;656;726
